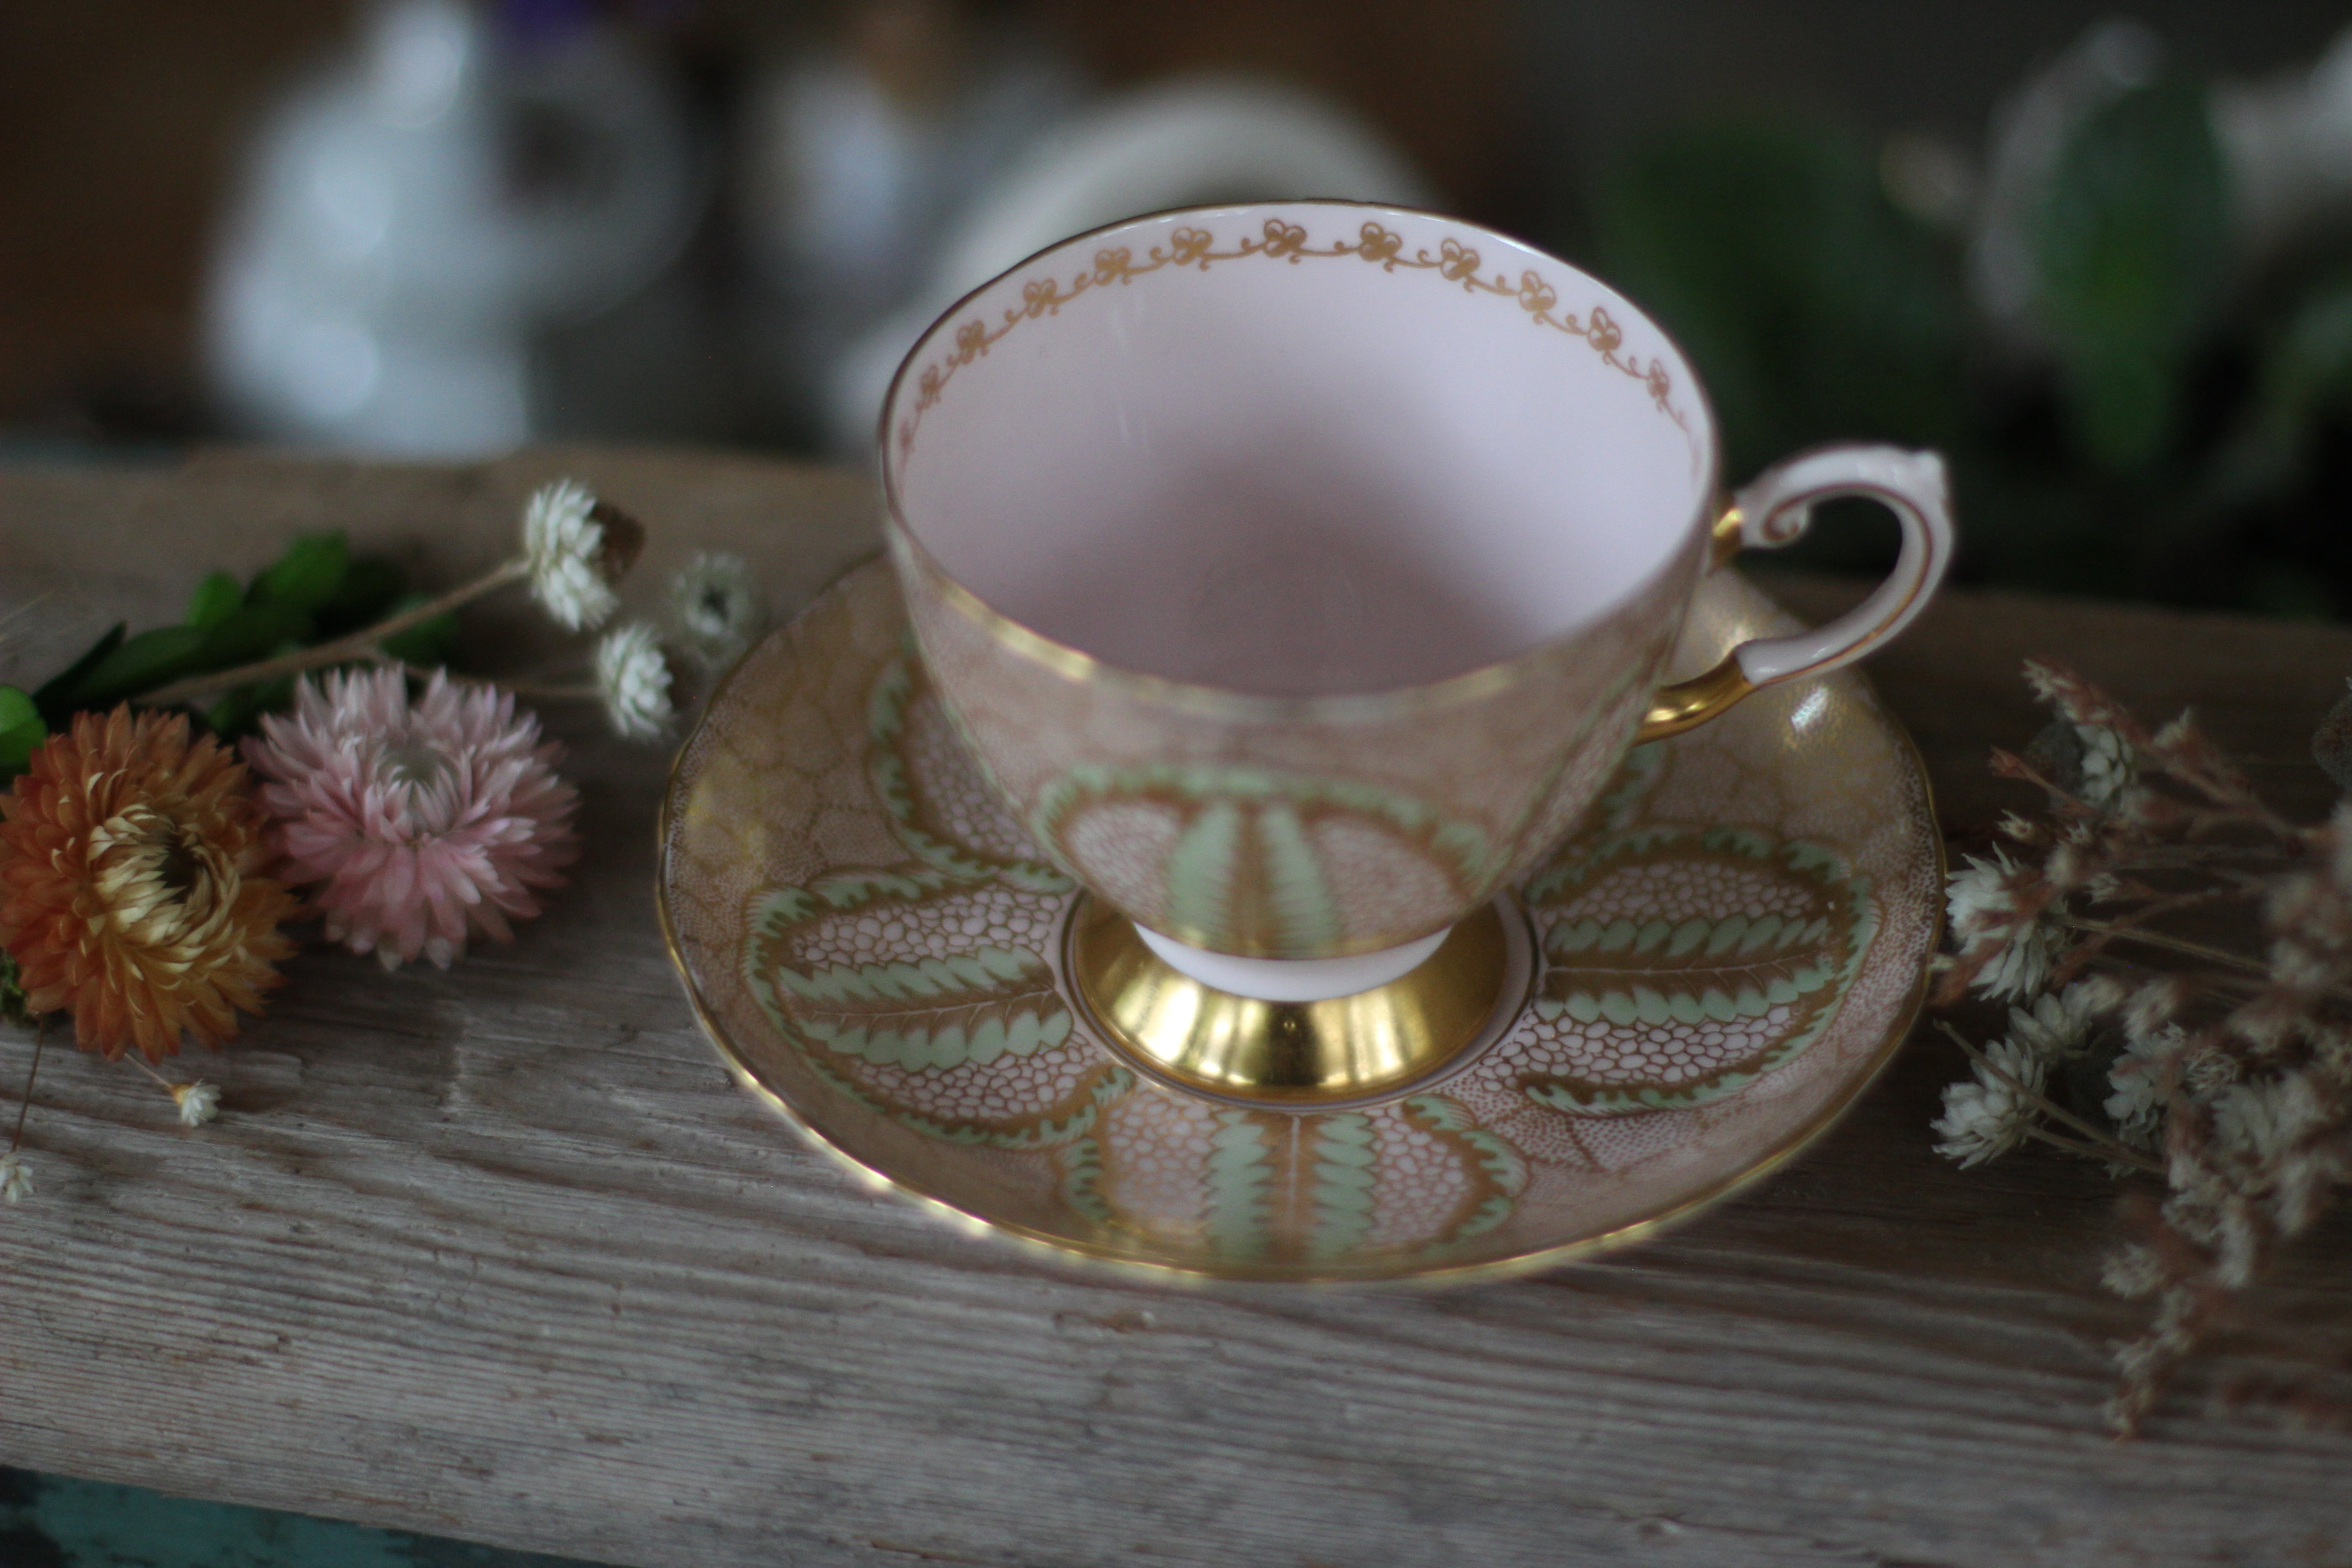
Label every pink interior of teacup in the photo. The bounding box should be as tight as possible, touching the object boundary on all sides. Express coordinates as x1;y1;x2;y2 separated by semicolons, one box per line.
883;203;1716;699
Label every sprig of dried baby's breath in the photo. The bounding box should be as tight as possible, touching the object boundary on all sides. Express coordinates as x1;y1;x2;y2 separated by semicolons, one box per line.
1933;661;2352;1433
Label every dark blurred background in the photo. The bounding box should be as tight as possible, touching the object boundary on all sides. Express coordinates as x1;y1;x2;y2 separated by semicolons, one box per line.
7;0;2352;614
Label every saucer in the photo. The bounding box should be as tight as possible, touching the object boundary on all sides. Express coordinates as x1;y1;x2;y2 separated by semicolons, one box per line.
657;559;1940;1283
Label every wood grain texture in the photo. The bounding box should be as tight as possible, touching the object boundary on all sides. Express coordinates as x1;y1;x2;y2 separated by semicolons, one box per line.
2;451;2350;1568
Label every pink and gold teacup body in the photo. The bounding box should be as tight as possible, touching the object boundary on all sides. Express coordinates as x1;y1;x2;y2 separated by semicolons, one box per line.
880;202;1951;984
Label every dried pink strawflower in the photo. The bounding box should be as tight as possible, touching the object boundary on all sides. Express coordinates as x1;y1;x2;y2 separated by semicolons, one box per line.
244;669;580;970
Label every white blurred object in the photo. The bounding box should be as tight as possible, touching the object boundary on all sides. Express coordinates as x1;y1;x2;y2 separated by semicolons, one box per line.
2212;23;2352;265
1967;18;2165;359
734;0;1084;440
822;76;1433;454
1970;19;2352;360
206;0;701;456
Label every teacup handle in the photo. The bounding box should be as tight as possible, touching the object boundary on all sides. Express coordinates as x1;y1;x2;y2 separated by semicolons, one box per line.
1636;444;1954;741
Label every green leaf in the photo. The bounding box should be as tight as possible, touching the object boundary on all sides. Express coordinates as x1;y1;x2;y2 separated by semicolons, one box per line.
0;686;40;736
69;625;211;708
205;673;299;741
0;686;46;781
377;593;459;667
2032;79;2229;472
193;601;311;671
186;571;243;631
0;949;32;1028
315;555;408;638
249;532;349;613
31;622;123;727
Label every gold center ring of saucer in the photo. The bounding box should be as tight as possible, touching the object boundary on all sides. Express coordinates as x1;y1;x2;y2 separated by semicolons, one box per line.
1064;896;1530;1109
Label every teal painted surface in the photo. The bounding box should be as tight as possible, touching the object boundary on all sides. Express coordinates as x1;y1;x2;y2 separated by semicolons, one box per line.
0;1469;606;1568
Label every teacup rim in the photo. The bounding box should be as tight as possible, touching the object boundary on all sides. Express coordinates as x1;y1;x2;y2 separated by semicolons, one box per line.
875;196;1725;723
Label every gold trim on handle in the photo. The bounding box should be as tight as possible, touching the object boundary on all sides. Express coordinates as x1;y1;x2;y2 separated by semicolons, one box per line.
1708;502;1745;568
1634;653;1754;742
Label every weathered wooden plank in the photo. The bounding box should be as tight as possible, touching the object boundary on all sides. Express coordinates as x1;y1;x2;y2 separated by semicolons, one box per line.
1;452;2348;1568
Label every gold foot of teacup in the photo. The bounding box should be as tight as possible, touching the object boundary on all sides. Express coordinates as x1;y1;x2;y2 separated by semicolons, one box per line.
1064;897;1531;1108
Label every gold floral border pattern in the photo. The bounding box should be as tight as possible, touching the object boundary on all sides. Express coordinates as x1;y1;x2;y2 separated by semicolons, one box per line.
893;217;1700;466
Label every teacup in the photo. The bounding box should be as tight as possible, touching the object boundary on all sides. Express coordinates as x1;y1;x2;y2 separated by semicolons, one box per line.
878;201;1951;1009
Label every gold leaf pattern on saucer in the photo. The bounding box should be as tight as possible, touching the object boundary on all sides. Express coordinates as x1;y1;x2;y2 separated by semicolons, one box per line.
658;560;1941;1283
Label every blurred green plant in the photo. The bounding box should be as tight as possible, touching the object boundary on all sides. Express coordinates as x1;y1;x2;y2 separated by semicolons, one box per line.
2034;80;2230;473
1585;72;2352;617
1596;121;1966;482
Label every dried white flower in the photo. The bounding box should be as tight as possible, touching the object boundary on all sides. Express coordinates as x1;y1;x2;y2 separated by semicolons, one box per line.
521;479;621;632
2020;659;2074;710
2105;1029;2177;1149
2021;705;2140;808
1974;936;2060;1002
2045;839;2090;891
172;1080;220;1127
2211;1194;2263;1288
2100;1242;2166;1299
2227;995;2297;1054
1934;1036;2047;1167
2009;984;2101;1063
669;552;764;670
594;622;675;740
2183;1046;2240;1096
1947;849;2063;1000
2075;723;2138;808
2122;976;2190;1043
1997;810;2045;844
2212;1075;2320;1165
1947;850;2022;932
2166;1145;2228;1207
2074;973;2129;1014
2210;1072;2342;1241
1936;988;2100;1168
2259;867;2342;991
0;1151;30;1203
2106;1283;2203;1433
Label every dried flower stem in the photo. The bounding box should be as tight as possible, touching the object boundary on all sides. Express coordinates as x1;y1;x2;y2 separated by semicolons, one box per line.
9;1014;46;1154
1936;1020;2166;1174
2060;914;2352;1007
139;559;531;706
2060;916;2264;978
123;1053;181;1093
2024;1123;2152;1166
377;656;593;704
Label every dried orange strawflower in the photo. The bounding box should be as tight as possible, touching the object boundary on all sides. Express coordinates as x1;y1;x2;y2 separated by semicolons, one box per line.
0;706;297;1061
